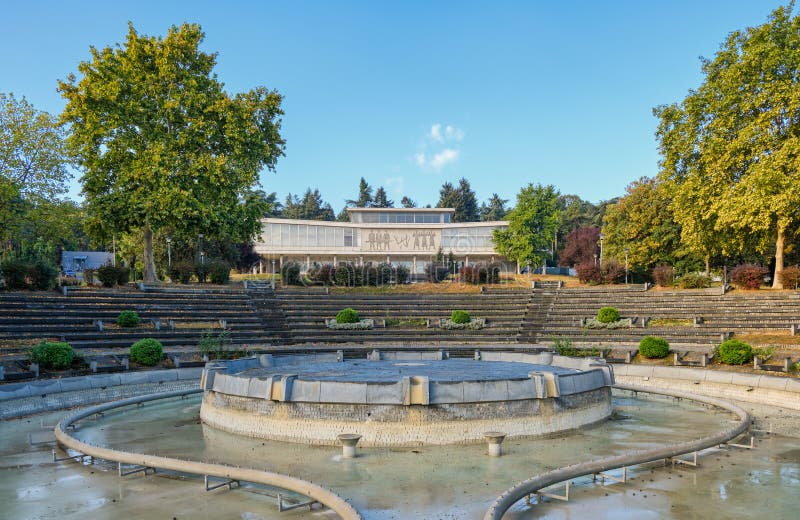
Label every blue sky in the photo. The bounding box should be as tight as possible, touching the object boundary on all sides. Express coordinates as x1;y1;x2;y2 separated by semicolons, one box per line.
0;1;787;210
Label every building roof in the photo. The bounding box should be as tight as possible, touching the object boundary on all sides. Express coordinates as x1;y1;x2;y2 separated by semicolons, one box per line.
346;207;455;214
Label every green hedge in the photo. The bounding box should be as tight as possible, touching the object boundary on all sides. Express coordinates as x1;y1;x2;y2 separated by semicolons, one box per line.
451;310;471;324
718;339;753;365
30;341;74;370
639;336;670;359
208;260;231;284
597;307;620;323
116;310;141;327
129;338;163;366
336;308;360;323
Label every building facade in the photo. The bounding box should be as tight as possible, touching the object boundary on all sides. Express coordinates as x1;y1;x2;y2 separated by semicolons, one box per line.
253;208;513;275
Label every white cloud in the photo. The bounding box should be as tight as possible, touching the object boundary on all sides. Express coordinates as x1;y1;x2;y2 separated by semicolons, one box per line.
414;153;426;167
385;176;405;199
430;148;459;169
444;125;464;142
429;123;442;142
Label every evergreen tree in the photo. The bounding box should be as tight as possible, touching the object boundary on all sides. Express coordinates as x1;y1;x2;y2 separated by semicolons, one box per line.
372;186;394;208
480;193;508;221
436;177;479;222
346;177;373;208
282;189;335;221
400;196;417;208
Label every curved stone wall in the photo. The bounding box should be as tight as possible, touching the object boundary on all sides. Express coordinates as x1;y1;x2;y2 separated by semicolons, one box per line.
199;351;615;446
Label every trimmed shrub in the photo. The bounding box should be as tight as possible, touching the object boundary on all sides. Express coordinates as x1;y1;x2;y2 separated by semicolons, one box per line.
779;265;800;289
58;275;80;287
116;310;141;327
333;262;360;286
129;338;163;366
395;265;410;284
576;262;602;284
308;263;336;285
336;307;360;324
600;260;625;284
281;261;303;286
1;259;28;289
115;265;130;285
639;336;670;359
208;260;231;284
597;306;620;323
652;265;675;287
27;261;58;290
718;339;753;365
425;263;449;283
30;341;74;370
171;261;194;284
97;264;124;287
679;273;711;289
194;261;209;283
460;262;501;284
730;264;768;290
451;310;471;324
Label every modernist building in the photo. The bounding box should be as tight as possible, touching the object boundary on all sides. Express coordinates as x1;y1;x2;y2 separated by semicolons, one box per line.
253;208;512;275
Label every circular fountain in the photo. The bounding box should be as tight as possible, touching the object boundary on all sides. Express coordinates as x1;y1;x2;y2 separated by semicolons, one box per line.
199;351;614;446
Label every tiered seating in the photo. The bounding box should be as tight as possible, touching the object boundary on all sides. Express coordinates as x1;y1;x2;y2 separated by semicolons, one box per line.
522;286;800;348
0;286;290;360
274;287;530;345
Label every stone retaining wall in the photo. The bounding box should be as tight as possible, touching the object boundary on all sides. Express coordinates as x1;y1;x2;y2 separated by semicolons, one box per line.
0;368;203;419
614;364;800;411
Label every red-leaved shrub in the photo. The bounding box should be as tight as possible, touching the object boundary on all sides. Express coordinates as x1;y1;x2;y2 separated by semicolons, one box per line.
730;264;768;290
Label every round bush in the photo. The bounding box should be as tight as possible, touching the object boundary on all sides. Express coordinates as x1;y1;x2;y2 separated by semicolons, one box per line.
116;310;141;327
208;260;231;285
718;339;753;365
30;341;74;370
171;261;194;284
451;310;471;324
597;306;620;323
129;338;164;366
336;307;360;324
679;273;711;289
638;336;670;359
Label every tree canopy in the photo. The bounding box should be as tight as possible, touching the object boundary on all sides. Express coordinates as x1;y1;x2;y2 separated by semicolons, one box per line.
493;184;559;269
437;177;479;222
655;5;800;287
372;186;394;208
282;189;335;221
480;193;509;221
59;23;284;281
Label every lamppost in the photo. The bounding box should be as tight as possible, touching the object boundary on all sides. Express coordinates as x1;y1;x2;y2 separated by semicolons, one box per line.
624;247;630;284
198;233;204;263
200;251;206;265
165;237;172;269
593;253;598;266
599;233;605;266
271;259;276;290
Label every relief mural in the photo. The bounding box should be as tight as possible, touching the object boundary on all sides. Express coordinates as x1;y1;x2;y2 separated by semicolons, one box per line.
363;229;439;252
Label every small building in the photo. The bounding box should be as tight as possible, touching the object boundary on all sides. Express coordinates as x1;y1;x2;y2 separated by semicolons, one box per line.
61;251;114;275
253;208;514;275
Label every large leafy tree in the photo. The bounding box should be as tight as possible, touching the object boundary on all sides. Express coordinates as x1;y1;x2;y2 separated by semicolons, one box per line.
601;177;695;271
59;23;284;281
655;5;800;287
559;226;600;267
493;184;559;270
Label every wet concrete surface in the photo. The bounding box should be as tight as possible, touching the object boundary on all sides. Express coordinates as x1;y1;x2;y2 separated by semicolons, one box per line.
1;391;798;519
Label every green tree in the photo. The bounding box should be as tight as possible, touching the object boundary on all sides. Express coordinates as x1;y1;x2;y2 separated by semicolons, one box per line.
346;177;373;208
372;186;394;208
0;93;70;201
437;177;479;222
282;189;335;220
400;196;416;208
59;23;285;282
493;184;559;271
480;193;508;221
601;177;696;272
655;5;800;287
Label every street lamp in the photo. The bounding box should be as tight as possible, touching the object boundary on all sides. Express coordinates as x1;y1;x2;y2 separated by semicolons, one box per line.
198;233;204;262
165;237;172;269
599;233;605;266
200;251;206;265
271;259;276;289
624;248;630;284
593;253;598;266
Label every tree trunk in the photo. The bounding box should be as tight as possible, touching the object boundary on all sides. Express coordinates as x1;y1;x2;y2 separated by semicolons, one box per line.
772;225;785;289
143;224;159;283
705;255;710;277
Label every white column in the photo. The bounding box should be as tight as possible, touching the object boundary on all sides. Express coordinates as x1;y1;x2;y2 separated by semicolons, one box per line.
413;256;417;273
465;255;470;266
306;255;311;271
333;255;338;265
